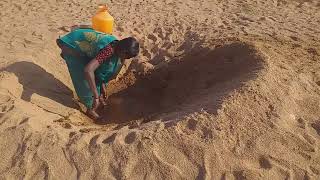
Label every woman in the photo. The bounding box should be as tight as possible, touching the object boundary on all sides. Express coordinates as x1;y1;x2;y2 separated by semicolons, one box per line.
57;25;139;119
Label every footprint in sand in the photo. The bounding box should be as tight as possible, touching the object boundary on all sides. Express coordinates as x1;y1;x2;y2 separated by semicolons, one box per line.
147;34;158;42
228;170;263;180
102;133;117;144
289;36;299;41
125;131;137;144
0;94;14;114
297;117;306;129
259;156;272;169
69;131;76;138
18;117;29;125
306;48;318;56
309;165;320;176
79;128;93;133
164;121;177;128
89;134;100;147
239;16;255;23
201;127;214;140
302;133;316;146
187;119;198;131
61;123;72;129
89;134;100;154
311;120;320;136
0;102;14;114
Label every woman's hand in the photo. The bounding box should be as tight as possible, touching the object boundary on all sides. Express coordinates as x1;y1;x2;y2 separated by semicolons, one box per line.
99;84;108;106
92;98;101;110
99;94;107;106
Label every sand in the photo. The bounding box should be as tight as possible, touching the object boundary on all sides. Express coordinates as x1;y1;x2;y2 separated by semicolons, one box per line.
0;0;320;179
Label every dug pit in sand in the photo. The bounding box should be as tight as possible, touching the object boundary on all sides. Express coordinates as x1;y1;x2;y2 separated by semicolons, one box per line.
98;42;266;125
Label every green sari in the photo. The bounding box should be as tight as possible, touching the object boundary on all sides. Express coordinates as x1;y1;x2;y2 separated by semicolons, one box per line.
58;28;121;108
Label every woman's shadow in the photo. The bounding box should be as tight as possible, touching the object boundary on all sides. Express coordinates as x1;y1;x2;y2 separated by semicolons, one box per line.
3;61;79;109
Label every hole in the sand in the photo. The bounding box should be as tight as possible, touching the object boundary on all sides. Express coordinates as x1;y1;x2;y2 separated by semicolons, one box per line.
98;42;265;124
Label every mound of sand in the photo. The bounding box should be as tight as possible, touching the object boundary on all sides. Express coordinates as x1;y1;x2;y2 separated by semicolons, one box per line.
0;0;320;179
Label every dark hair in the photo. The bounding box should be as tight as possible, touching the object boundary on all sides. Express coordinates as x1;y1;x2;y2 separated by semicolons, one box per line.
116;37;139;58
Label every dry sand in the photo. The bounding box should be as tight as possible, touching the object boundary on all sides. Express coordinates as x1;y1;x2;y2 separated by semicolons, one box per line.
0;0;320;179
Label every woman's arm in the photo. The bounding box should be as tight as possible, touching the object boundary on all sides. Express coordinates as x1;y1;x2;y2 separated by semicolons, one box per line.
84;59;100;99
84;44;114;108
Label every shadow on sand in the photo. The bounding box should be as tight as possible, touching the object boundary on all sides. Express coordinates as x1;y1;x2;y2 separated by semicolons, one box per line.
3;61;79;109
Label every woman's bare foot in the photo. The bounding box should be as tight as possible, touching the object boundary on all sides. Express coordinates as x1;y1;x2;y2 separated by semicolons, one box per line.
86;109;100;120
